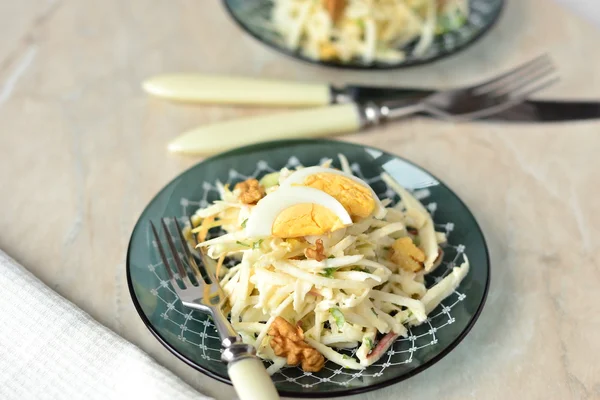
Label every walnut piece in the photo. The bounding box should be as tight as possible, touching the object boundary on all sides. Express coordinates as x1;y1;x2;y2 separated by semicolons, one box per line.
234;178;265;204
304;239;326;262
322;0;346;22
269;317;325;372
390;237;425;272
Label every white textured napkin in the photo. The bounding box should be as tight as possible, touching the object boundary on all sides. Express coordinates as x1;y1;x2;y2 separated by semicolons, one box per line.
0;250;212;400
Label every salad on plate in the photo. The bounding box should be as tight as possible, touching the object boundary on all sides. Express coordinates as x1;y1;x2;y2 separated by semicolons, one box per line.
271;0;470;63
185;154;469;374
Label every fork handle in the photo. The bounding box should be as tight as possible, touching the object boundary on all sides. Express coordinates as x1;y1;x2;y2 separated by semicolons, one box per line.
167;100;428;155
228;356;280;400
167;104;362;155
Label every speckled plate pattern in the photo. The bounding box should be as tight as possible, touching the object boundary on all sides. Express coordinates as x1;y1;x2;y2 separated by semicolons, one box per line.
126;139;490;398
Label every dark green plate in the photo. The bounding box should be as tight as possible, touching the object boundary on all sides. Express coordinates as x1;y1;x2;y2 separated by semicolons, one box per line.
126;139;490;398
222;0;504;69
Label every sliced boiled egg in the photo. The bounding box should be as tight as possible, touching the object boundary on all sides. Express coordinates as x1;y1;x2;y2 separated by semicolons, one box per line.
280;166;386;219
245;186;353;238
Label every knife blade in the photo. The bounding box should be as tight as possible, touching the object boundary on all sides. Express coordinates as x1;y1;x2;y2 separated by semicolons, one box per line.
143;74;600;122
346;85;600;122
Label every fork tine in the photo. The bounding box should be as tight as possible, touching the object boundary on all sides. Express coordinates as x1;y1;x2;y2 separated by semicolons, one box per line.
445;76;559;122
188;216;199;246
472;54;552;94
173;218;206;285
150;222;180;292
160;218;194;288
202;254;219;284
186;215;220;283
488;62;556;97
508;75;560;101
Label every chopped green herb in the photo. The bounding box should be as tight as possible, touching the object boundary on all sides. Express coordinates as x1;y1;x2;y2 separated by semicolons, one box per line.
342;355;352;360
252;239;264;249
383;246;391;251
320;268;335;278
356;19;365;30
241;219;247;228
236;241;250;247
371;307;378;317
412;236;421;247
329;308;345;329
436;11;467;34
328;255;335;259
364;337;373;349
258;171;280;188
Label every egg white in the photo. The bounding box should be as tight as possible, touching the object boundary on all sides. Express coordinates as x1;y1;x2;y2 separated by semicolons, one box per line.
244;186;353;238
280;166;386;219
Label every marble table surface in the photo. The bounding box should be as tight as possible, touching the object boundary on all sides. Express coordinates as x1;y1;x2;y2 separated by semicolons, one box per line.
1;0;599;399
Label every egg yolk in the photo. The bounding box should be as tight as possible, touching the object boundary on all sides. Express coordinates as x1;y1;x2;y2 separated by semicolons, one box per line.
302;173;375;219
272;203;346;238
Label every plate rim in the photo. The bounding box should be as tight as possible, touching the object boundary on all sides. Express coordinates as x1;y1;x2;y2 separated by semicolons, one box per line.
126;138;491;398
221;0;505;70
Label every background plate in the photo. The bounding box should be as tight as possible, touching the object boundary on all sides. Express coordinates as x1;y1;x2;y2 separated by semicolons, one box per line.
222;0;504;69
126;139;490;397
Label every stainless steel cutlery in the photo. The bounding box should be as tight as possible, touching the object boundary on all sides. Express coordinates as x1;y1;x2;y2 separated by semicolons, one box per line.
161;55;558;154
151;218;280;400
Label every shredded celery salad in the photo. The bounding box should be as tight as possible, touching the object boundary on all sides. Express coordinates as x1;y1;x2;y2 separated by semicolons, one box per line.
186;155;469;374
271;0;470;64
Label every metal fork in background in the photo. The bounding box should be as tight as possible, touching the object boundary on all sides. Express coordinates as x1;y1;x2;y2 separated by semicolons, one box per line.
151;218;279;400
362;54;559;124
164;54;560;155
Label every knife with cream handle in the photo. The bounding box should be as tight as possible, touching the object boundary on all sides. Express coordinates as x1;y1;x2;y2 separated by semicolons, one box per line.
143;74;331;107
168;101;424;155
144;74;600;123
